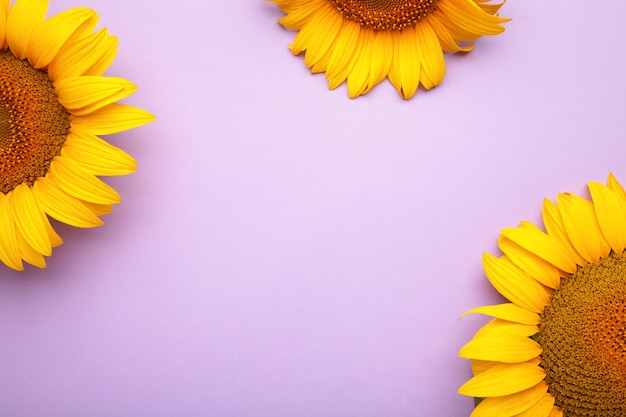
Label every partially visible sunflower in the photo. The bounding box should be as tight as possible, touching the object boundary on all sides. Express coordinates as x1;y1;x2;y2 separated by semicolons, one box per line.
269;0;509;99
0;0;154;271
458;174;626;416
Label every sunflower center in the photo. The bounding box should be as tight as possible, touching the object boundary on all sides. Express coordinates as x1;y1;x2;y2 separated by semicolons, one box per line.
0;50;70;194
539;251;626;416
330;0;438;31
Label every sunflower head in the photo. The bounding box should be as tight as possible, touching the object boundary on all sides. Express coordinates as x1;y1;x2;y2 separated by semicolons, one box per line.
0;0;154;271
458;174;626;416
270;0;509;99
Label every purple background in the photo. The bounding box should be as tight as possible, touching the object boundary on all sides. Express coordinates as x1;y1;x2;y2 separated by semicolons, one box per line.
1;0;625;415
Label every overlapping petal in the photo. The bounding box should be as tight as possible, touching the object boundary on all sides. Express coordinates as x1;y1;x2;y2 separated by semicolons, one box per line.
588;182;626;253
556;193;611;262
541;198;586;269
459;334;542;363
33;177;103;228
70;103;155;136
498;236;561;289
0;192;23;270
482;253;551;313
460;304;540;325
458;362;546;397
500;226;578;274
29;7;96;69
472;318;538;339
515;393;555;417
6;0;47;59
61;129;136;176
55;76;138;116
0;0;10;49
48;28;117;80
470;382;548;417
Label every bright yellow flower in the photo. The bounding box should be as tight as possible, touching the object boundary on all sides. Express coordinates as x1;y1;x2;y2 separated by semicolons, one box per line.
0;0;154;270
269;0;509;99
458;174;626;416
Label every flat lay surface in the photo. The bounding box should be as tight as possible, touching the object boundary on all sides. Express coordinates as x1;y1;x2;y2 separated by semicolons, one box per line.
1;0;626;416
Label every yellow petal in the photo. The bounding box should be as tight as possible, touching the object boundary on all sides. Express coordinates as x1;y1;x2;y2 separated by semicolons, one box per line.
483;253;550;313
48;28;117;81
6;0;48;59
0;0;10;49
82;201;113;217
41;209;62;248
460;304;540;325
9;183;51;256
418;54;435;90
607;173;626;203
47;156;120;205
295;3;341;67
498;236;561;289
324;19;360;83
459;334;542;363
547;405;563;417
61;129;136;176
606;174;626;222
436;0;507;38
473;357;541;377
557;193;610;262
0;192;23;270
427;14;474;52
473;318;538;339
514;393;555;417
541;198;586;267
430;7;481;41
588;182;626;253
474;0;506;15
415;18;445;87
470;381;548;417
327;21;363;90
472;359;498;376
347;29;375;98
273;0;308;14
310;43;331;73
366;30;393;93
33;178;103;228
277;0;325;30
70;103;155;135
55;76;138;116
519;221;544;234
501;226;578;274
29;8;96;69
58;6;99;45
458;362;545;397
14;227;46;268
391;26;421;99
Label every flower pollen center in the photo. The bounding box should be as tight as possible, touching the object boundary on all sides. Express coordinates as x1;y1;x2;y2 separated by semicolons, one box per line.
0;50;70;194
539;251;626;416
330;0;438;31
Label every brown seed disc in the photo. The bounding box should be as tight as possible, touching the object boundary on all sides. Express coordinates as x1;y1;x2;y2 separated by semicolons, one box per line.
539;251;626;416
0;50;70;194
330;0;438;31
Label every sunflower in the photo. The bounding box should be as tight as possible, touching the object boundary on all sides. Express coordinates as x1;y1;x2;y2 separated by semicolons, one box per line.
0;0;154;271
268;0;509;99
458;174;626;416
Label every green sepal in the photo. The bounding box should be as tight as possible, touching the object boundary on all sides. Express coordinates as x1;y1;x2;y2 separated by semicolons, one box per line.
474;397;485;407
